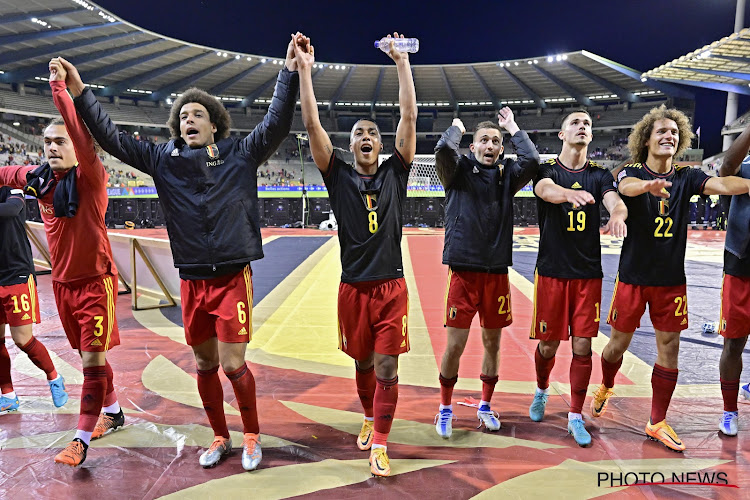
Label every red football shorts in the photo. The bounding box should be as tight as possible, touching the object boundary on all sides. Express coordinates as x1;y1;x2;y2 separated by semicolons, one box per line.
0;276;41;327
719;273;750;339
444;268;512;329
53;274;120;352
607;278;688;333
180;265;253;346
530;273;601;340
337;278;409;360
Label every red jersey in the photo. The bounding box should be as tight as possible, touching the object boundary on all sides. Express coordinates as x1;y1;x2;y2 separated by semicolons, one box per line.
0;80;116;283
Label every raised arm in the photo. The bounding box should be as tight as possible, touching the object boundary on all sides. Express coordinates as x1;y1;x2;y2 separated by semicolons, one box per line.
534;178;595;207
501;108;540;193
720;123;750;177
602;190;628;237
48;58;100;177
386;33;417;164
434;119;463;188
294;34;334;174
704;175;750;196
240;35;300;166
61;57;158;176
617;177;672;198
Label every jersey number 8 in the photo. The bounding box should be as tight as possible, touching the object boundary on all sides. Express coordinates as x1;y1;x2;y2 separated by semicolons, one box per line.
368;212;378;234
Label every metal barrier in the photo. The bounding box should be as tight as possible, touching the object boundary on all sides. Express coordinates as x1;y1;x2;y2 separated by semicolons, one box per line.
25;221;178;311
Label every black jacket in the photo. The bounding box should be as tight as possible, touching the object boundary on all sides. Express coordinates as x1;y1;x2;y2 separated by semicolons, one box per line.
0;187;35;286
435;126;539;272
74;68;299;274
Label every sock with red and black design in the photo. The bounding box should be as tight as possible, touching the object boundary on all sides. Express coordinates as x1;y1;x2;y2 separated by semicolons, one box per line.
721;378;740;413
439;373;457;407
569;352;593;414
101;360;120;414
601;355;623;389
480;373;499;404
372;376;398;447
197;365;229;439
534;345;555;390
226;363;260;434
355;364;376;418
19;337;57;380
76;366;107;445
650;364;678;424
0;342;13;395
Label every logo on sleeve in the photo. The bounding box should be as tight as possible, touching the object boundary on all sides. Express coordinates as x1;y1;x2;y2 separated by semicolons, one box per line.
617;170;627;182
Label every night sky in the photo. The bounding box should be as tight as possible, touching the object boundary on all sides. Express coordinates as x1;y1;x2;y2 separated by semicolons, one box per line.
94;0;750;157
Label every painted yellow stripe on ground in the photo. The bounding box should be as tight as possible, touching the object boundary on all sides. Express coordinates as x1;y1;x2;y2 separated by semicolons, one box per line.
398;235;440;387
248;237;350;369
473;458;730;499
281;400;563;450
141;355;239;415
159;458;454;499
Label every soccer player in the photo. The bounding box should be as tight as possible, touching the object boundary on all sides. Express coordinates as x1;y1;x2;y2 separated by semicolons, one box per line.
294;33;416;477
433;110;540;438
63;34;301;471
716;123;750;436
0;186;68;413
527;110;627;447
591;105;750;452
0;60;124;467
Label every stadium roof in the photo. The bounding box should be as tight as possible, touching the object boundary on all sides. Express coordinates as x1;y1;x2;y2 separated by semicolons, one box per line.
641;28;750;96
0;0;691;111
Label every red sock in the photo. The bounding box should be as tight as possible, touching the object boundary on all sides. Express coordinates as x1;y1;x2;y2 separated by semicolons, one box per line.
480;373;498;403
0;343;12;394
103;360;117;407
197;365;229;439
355;365;376;417
650;364;678;423
78;366;107;432
226;363;259;434
439;373;457;406
373;376;398;446
534;346;555;390
601;355;623;389
720;378;740;413
569;352;593;414
19;337;57;381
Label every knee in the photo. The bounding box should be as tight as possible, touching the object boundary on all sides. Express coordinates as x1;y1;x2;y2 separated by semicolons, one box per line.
481;330;502;352
538;341;559;358
722;338;746;358
375;356;398;380
194;352;219;371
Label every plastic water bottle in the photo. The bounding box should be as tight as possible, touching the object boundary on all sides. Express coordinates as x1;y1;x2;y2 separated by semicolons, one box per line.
374;37;419;53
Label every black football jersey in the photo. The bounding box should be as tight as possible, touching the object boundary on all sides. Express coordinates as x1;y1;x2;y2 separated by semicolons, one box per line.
616;163;709;286
323;150;410;283
535;158;616;279
0;187;36;286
